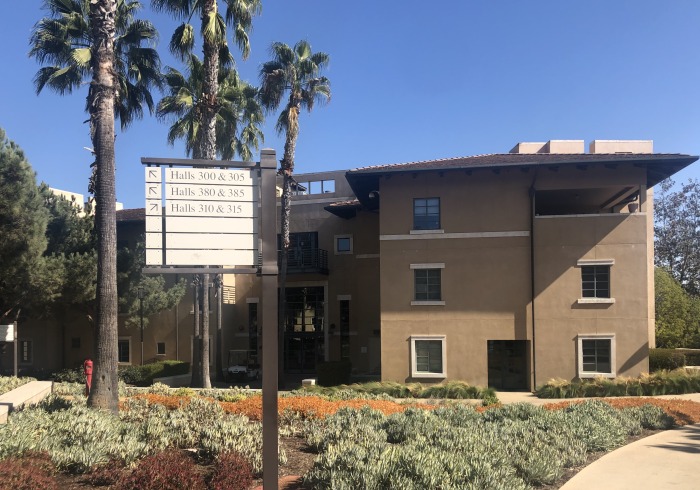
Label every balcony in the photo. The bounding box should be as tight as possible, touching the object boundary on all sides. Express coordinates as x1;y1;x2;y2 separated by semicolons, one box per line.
279;248;329;275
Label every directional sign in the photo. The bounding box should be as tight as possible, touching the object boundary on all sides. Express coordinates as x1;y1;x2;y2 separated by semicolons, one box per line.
165;233;256;250
165;200;256;218
165;216;258;234
146;201;162;216
165;168;255;186
166;183;258;202
146;183;162;199
145;167;162;183
165;249;256;266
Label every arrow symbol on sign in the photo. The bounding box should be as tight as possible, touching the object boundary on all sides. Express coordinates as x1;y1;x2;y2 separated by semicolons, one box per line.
149;203;159;212
148;186;159;195
149;170;158;179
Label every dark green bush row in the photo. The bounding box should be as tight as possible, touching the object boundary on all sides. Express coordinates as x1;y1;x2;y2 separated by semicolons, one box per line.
304;380;497;401
536;369;700;398
118;361;190;386
649;348;700;371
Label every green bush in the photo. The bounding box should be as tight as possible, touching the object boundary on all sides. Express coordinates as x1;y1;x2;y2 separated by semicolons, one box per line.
316;360;352;386
649;349;686;371
118;361;189;386
301;380;495;401
50;367;84;384
676;349;700;366
536;370;700;398
0;376;36;395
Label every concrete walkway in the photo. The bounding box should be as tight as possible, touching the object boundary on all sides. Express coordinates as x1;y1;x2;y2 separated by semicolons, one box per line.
495;392;700;489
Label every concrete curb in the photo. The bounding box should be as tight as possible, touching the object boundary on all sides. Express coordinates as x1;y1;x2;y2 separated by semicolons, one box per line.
0;380;53;423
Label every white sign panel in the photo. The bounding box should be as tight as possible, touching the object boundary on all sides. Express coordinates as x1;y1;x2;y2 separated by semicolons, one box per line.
165;200;256;218
145;167;162;183
165;249;256;266
0;324;15;342
146;183;162;199
146;249;163;266
166;184;258;202
166;233;256;250
165;168;255;186
165;216;258;234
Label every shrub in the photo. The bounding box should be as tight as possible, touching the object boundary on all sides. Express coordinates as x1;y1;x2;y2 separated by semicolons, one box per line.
50;367;84;384
316;360;352;386
0;376;36;395
208;452;254;490
118;361;190;386
85;459;126;486
649;349;686;371
0;452;57;490
114;450;206;490
420;380;495;401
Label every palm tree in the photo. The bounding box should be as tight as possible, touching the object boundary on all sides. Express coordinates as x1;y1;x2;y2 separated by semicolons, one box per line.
259;40;331;387
157;54;264;161
152;0;261;388
30;0;162;130
30;0;161;413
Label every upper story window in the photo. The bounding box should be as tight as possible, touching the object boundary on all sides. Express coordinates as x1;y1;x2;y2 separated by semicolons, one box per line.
414;269;442;301
413;198;440;230
577;259;615;304
335;235;353;254
293;179;336;195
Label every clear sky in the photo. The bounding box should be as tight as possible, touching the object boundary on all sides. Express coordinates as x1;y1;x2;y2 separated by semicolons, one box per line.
2;1;700;209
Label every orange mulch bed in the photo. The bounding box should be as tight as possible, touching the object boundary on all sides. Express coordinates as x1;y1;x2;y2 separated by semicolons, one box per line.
543;398;700;425
122;394;700;427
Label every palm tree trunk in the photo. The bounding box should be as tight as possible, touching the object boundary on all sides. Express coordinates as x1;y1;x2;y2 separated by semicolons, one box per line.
87;0;118;413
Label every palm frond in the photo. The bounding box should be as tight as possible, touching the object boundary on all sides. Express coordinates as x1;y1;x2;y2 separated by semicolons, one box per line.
151;0;193;19
202;11;227;46
169;23;195;60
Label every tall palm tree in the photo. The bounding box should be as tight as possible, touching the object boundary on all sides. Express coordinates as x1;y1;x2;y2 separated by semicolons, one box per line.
30;0;162;130
259;40;331;387
30;0;161;413
157;54;264;161
152;0;261;388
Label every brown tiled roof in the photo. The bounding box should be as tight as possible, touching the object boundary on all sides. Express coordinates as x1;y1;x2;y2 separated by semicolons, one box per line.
116;208;145;222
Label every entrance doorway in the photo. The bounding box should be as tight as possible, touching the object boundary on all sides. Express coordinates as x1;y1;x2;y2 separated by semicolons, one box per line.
284;286;325;373
487;340;528;391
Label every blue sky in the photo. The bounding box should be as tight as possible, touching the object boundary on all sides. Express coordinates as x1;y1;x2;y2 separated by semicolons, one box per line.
2;0;700;209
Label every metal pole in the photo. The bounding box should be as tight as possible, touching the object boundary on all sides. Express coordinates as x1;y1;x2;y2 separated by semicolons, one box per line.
260;149;279;490
138;286;145;366
13;321;17;377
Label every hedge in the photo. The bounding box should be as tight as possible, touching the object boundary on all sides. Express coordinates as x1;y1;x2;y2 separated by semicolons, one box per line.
118;361;190;386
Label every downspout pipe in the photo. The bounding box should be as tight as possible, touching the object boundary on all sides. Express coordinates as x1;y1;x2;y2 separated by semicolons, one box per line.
529;185;537;391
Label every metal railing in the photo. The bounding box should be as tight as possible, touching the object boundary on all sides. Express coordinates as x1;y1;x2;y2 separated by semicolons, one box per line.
278;248;329;274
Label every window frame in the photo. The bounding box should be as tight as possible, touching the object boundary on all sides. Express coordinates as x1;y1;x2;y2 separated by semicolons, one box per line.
411;263;445;305
413;197;441;231
19;339;33;365
577;334;616;378
334;234;353;255
156;342;166;356
577;259;615;304
118;337;131;365
410;335;446;378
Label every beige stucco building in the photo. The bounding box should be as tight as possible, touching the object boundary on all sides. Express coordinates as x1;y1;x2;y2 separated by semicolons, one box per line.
4;140;696;391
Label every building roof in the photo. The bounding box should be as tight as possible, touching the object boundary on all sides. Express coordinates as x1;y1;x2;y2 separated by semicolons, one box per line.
116;208;145;222
345;152;698;208
324;199;364;219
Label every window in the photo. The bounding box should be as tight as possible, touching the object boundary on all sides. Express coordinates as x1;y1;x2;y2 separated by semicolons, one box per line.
294;179;335;195
413;198;440;230
19;340;32;364
577;259;614;304
340;299;350;360
156;342;166;356
118;337;131;364
248;302;258;353
335;235;352;254
578;335;615;378
411;336;446;378
412;267;443;304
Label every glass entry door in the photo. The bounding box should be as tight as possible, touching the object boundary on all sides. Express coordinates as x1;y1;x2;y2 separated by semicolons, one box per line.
284;286;325;373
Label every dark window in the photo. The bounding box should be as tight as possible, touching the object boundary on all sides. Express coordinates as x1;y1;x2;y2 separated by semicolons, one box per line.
582;265;610;298
118;339;130;363
71;337;81;349
19;340;32;364
156;342;166;355
415;340;443;374
414;269;441;301
336;237;351;253
248;302;258;353
340;300;350;360
581;339;612;374
413;198;440;230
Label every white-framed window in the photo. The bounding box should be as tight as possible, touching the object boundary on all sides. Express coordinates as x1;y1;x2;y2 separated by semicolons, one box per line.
411;335;446;378
118;337;131;364
19;339;33;364
156;342;166;356
577;259;615;304
411;263;445;305
577;334;616;378
334;235;353;254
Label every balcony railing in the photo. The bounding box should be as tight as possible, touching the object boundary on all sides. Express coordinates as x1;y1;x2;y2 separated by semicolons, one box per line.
278;248;329;275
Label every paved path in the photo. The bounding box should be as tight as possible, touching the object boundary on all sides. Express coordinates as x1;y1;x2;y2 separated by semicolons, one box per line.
494;392;700;490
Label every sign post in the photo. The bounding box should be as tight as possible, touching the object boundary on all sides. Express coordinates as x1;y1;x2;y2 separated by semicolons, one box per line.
141;152;279;489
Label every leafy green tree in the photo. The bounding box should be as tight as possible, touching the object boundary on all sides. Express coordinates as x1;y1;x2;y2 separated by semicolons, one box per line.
157;54;264;161
654;178;700;295
259;40;331;386
0;129;50;322
655;267;700;348
153;0;261;388
117;241;187;329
